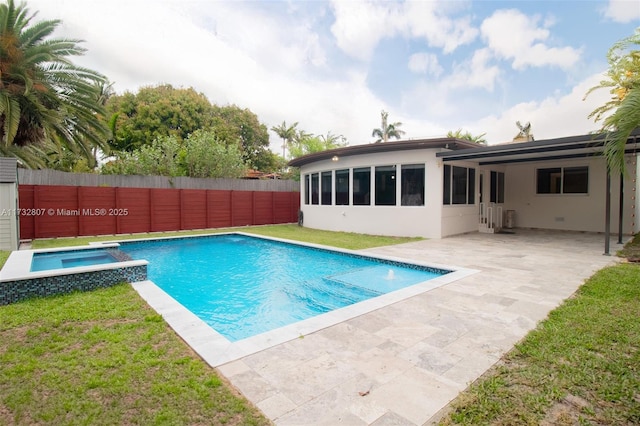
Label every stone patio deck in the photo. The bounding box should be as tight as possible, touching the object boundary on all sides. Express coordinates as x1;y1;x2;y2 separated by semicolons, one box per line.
216;230;623;425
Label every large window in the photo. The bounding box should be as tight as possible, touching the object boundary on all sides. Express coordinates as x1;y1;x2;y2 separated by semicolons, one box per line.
444;165;475;205
311;173;319;205
401;164;425;206
335;169;349;205
490;171;505;203
537;166;588;194
304;174;310;205
375;166;396;206
321;171;332;205
353;167;371;205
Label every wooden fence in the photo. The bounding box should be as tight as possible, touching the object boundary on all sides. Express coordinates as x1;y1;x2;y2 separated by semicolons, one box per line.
18;185;300;239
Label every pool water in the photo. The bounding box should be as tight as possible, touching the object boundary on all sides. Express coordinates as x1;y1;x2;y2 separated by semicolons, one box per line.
31;249;119;271
120;234;448;341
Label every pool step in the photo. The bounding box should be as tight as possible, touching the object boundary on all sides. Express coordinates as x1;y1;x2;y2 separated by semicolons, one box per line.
289;277;381;313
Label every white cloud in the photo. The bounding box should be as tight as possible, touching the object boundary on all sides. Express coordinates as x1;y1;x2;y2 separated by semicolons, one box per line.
475;72;611;144
445;48;501;91
330;0;477;61
329;0;401;61
408;53;443;76
602;0;640;23
404;1;479;53
481;9;582;70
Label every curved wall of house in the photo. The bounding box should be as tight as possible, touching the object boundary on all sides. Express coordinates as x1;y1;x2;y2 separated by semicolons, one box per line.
298;148;445;238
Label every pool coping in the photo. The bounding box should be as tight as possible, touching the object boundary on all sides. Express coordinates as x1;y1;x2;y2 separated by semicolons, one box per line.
125;232;479;366
0;243;148;282
0;232;478;366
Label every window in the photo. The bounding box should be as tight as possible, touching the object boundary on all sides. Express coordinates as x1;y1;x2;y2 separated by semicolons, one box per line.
490;171;504;203
311;173;319;204
375;166;396;206
335;169;349;205
444;165;475;205
537;166;588;194
304;174;310;205
563;167;589;193
353;167;371;205
443;165;451;205
401;164;425;206
321;171;332;205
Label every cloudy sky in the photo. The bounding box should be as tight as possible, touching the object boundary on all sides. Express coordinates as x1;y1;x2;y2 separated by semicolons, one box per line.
27;0;640;152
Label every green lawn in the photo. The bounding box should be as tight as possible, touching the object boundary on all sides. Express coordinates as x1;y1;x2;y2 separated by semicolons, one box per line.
0;225;421;425
3;226;639;424
438;261;640;425
29;224;422;250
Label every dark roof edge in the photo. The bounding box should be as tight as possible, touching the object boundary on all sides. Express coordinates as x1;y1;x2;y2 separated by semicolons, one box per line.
436;128;640;160
288;138;482;167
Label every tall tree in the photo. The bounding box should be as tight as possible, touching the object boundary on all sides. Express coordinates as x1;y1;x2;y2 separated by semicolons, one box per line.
210;104;271;170
270;120;298;159
372;110;405;143
101;129;246;178
585;29;640;174
106;84;215;152
447;128;487;145
288;132;348;159
0;0;109;168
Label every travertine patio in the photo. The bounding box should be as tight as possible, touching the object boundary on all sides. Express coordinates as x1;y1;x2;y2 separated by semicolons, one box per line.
216;230;622;425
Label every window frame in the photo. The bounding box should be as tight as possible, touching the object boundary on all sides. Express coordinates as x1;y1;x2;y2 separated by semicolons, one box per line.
321;171;332;205
335;169;350;205
375;165;397;206
443;164;475;205
352;167;371;206
401;164;425;206
536;166;588;195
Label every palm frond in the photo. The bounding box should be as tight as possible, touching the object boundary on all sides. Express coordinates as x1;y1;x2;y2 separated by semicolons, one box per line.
0;93;21;146
601;87;640;174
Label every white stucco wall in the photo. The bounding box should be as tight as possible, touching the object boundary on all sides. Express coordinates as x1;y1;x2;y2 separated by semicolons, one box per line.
298;149;445;238
297;148;640;239
501;156;637;234
440;159;482;238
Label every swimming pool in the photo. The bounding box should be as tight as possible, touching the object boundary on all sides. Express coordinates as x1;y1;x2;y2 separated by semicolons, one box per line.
120;234;450;341
31;248;120;271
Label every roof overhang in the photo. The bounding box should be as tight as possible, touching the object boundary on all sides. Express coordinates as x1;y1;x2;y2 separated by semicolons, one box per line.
436;129;640;165
287;138;482;168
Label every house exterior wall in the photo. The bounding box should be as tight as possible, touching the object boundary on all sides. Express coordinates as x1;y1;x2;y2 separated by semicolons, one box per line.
298;149;445;238
501;155;638;234
440;159;482;238
297;144;640;239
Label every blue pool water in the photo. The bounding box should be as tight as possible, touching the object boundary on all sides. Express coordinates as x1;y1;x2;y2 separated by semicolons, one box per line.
31;249;119;271
120;234;448;341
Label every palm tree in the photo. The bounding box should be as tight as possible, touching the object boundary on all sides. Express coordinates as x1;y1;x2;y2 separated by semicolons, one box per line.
372;110;405;143
319;131;347;147
270;120;298;159
585;29;640;174
447;128;487;145
0;0;109;168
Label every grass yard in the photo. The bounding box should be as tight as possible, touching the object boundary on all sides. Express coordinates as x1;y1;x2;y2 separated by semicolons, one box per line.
3;225;639;424
29;224;422;251
0;225;420;425
0;284;272;425
438;259;640;424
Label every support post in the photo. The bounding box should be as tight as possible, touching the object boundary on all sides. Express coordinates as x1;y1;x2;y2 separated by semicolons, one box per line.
618;171;624;244
604;167;611;255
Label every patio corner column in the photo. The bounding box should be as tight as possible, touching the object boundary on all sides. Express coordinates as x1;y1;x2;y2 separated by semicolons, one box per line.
618;171;624;244
604;167;611;255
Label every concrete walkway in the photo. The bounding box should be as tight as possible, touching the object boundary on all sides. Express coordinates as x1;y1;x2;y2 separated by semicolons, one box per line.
217;230;623;425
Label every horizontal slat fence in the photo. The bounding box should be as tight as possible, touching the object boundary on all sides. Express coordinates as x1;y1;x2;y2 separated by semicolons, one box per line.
18;185;299;240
